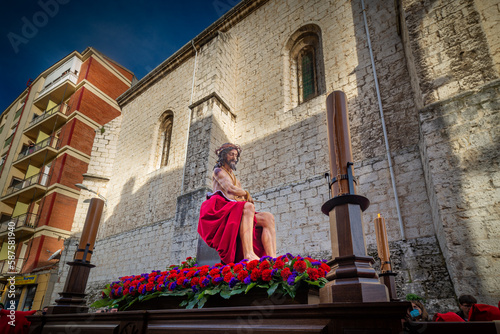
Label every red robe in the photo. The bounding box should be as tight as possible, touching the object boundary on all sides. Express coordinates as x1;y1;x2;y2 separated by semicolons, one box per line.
198;191;266;264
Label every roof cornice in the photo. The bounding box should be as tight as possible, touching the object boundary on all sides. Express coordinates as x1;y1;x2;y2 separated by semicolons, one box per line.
116;0;269;108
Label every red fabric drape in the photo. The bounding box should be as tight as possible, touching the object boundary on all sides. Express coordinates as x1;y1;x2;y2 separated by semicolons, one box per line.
0;309;37;334
198;193;266;264
433;312;465;322
468;304;500;321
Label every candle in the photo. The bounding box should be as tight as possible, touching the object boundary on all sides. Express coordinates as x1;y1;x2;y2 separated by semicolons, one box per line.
374;213;392;273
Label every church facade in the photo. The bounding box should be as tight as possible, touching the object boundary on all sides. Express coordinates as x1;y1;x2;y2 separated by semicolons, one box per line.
50;0;499;312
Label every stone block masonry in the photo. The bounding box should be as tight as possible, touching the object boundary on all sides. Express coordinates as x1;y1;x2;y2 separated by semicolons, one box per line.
68;0;500;313
419;79;500;306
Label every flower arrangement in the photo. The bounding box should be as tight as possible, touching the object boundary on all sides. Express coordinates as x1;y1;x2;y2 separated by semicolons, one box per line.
91;254;330;310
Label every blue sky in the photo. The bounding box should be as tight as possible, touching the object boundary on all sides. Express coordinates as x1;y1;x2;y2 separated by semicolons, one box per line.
0;0;239;112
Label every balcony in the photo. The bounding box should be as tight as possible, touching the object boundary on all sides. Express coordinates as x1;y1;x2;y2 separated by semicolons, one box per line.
23;103;69;138
13;137;59;171
1;172;50;205
0;260;13;275
0;213;38;237
34;71;78;109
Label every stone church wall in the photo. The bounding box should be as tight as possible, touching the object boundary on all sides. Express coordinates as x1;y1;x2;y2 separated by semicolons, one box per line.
49;0;499;313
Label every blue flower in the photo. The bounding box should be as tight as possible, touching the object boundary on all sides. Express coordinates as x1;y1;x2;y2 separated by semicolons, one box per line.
260;256;272;262
229;277;238;288
286;253;294;259
202;277;210;286
287;275;296;286
183;278;190;286
271;269;278;276
214;276;223;284
311;261;321;266
243;276;251;285
192;286;199;293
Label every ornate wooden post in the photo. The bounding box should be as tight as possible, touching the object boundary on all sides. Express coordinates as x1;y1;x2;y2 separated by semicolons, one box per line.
48;197;104;314
319;91;389;303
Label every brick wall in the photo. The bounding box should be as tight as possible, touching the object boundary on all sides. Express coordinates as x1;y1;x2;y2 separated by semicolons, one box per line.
48;154;88;190
78;88;121;126
85;57;130;100
37;192;78;230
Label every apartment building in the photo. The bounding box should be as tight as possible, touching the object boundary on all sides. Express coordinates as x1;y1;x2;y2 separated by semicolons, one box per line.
0;47;133;311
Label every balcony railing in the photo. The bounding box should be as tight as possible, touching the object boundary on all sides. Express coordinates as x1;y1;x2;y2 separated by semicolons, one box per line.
5;172;49;196
0;213;38;233
0;260;12;274
29;103;69;128
39;71;78;97
17;136;59;161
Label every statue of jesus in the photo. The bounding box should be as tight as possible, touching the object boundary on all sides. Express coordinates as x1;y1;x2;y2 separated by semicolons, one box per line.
198;143;276;263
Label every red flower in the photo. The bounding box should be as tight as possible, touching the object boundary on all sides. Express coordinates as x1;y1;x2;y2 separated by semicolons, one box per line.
200;276;209;288
211;275;222;285
199;268;209;276
209;268;220;276
186;270;196;278
176;276;186;286
146;282;155;292
307;268;319;281
190;277;200;287
320;263;331;272
261;269;273;282
293;260;307;273
260;261;271;270
250;269;261;281
123;288;130;296
281;267;292;280
237;270;249;281
224;272;233;283
273;259;284;269
247;260;259;270
222;266;232;275
233;264;244;273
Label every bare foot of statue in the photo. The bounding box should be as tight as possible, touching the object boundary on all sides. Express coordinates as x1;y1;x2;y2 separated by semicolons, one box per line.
245;253;260;261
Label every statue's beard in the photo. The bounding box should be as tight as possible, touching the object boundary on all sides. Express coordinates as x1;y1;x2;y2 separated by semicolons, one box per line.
225;159;237;171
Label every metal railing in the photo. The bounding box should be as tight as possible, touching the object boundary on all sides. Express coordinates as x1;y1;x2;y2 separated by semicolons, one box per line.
0;213;38;233
0;260;11;274
5;172;50;196
29;103;69;128
16;136;59;161
39;70;78;95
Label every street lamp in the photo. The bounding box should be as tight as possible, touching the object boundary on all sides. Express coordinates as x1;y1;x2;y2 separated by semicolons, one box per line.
48;184;106;314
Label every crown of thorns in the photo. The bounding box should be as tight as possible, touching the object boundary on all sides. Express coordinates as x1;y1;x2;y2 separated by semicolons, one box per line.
215;143;241;157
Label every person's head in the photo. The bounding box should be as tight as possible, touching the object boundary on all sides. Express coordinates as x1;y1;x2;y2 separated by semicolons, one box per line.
458;295;477;318
407;301;428;321
215;143;241;171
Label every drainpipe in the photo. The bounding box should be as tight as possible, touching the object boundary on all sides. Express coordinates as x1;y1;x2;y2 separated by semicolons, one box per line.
180;40;198;195
360;0;405;240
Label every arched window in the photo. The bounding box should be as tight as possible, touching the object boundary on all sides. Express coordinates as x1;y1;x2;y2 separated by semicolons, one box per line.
284;25;325;109
156;112;173;169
